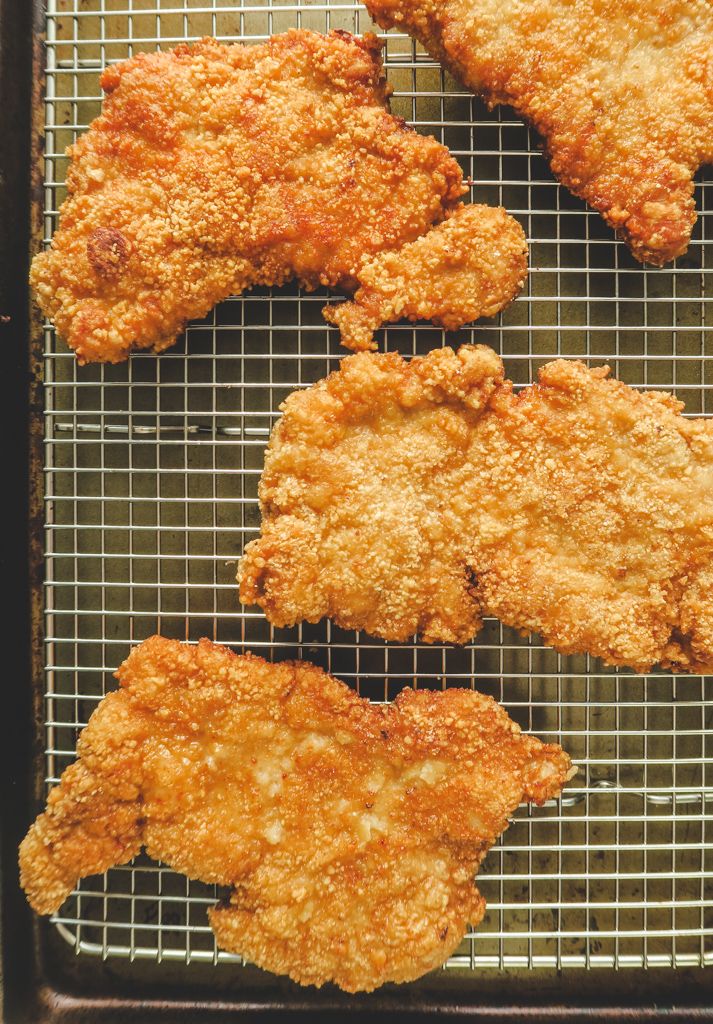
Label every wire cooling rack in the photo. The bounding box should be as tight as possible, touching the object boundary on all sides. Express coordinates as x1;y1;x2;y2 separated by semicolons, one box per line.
41;0;713;975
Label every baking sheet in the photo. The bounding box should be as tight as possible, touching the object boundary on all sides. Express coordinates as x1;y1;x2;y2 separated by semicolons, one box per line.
41;0;713;974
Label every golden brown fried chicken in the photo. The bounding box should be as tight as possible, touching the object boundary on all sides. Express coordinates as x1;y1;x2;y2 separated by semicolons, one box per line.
363;0;713;265
239;346;713;672
324;205;527;351
463;359;713;672
240;345;505;644
19;636;573;992
30;30;526;364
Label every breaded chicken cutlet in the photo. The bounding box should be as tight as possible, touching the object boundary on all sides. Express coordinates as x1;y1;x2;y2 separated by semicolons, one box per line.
363;0;713;265
19;636;573;992
30;30;527;364
239;345;713;673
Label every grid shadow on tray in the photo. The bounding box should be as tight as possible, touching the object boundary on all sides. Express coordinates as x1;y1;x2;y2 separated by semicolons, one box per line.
42;0;713;975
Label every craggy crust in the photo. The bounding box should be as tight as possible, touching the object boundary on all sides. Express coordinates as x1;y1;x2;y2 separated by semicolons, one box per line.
323;205;528;351
240;345;505;644
239;346;713;673
363;0;713;265
18;636;573;993
29;30;523;364
30;31;462;363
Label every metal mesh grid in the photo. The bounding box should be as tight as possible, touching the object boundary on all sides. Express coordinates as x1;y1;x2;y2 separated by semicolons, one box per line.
41;0;713;975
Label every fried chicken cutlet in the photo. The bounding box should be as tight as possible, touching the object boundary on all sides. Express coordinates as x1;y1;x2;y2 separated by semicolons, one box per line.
19;636;573;992
363;0;713;265
30;30;527;364
239;346;713;673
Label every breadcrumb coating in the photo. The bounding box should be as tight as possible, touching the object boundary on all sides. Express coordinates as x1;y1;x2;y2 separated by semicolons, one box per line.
363;0;713;265
239;345;713;672
18;636;572;992
29;30;525;364
323;205;528;351
240;345;505;644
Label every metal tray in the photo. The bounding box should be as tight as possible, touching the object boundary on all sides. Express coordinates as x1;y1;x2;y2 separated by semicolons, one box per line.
3;0;713;1019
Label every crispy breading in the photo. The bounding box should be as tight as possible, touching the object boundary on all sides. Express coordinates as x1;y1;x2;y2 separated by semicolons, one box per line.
323;205;528;351
363;0;713;265
30;30;526;364
18;636;572;992
239;346;713;672
240;345;505;644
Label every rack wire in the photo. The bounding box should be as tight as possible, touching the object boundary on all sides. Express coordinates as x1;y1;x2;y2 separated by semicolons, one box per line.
42;0;713;975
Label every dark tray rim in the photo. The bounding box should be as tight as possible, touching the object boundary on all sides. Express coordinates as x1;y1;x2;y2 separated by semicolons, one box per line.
2;1;712;1019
